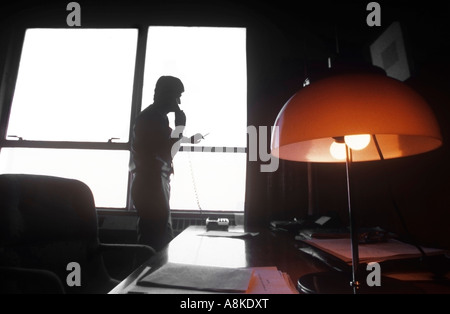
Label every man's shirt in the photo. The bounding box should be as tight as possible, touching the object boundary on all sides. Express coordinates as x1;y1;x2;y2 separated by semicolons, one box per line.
131;104;174;174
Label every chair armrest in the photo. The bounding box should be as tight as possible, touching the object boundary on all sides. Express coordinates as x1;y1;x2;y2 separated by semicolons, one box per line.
99;243;156;257
98;243;156;280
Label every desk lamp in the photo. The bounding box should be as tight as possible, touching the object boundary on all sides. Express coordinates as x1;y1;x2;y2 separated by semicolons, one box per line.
270;68;443;293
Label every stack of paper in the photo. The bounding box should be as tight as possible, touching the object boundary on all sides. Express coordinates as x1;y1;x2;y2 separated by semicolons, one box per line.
138;262;253;293
301;238;447;265
136;262;298;294
246;267;298;294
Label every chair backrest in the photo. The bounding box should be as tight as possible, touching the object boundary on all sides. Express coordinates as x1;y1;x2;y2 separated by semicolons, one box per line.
0;174;99;245
0;174;111;293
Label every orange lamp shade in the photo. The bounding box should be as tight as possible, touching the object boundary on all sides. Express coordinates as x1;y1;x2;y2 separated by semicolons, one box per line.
271;73;443;162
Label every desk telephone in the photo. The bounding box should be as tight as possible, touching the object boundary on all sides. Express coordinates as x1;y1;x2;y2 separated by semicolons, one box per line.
271;214;393;244
206;217;229;231
270;213;342;232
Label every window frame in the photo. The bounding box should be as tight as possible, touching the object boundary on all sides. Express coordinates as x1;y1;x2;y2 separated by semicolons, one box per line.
0;26;148;211
0;24;248;213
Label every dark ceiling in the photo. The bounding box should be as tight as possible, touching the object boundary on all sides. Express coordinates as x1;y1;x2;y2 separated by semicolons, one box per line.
0;0;449;107
2;1;448;59
1;0;449;120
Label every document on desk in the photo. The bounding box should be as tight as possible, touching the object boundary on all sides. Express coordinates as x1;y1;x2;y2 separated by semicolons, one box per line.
138;262;253;293
246;267;299;294
198;231;260;238
301;238;447;265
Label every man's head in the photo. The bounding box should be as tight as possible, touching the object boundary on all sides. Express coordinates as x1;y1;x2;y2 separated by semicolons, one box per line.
153;76;184;111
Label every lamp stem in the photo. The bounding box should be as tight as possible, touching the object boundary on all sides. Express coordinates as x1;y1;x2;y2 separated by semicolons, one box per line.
345;144;360;293
307;162;314;216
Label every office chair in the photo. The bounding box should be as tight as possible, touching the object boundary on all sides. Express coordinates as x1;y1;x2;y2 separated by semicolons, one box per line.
0;173;156;294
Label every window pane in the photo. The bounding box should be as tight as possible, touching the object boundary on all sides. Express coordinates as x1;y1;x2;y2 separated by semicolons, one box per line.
0;148;129;208
143;26;247;212
170;152;246;211
7;29;138;142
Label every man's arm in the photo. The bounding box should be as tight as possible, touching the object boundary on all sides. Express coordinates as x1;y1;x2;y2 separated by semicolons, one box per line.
170;111;204;156
180;133;203;144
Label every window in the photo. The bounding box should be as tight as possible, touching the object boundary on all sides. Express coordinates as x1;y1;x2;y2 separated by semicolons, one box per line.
0;148;129;208
7;29;137;143
0;26;247;212
143;26;247;211
0;28;137;208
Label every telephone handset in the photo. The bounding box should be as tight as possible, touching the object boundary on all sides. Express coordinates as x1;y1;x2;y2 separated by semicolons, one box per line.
174;108;186;126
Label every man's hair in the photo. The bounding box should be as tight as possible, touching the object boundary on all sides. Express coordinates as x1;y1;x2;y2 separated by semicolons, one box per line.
154;76;184;101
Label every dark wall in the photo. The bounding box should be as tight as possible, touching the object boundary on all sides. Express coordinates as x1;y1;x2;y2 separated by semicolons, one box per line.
245;1;450;252
1;0;450;249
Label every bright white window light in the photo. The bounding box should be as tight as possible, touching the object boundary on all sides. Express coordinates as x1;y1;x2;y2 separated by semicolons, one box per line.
170;152;246;211
0;148;130;208
143;26;247;211
7;28;137;142
2;28;137;208
3;27;247;210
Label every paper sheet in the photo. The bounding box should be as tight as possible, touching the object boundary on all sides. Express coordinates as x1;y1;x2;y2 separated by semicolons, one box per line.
129;265;298;294
198;231;260;238
138;262;253;292
246;267;299;294
302;238;447;264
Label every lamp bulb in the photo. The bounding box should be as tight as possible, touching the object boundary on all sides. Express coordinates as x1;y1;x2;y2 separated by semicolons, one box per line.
330;141;346;160
344;134;371;150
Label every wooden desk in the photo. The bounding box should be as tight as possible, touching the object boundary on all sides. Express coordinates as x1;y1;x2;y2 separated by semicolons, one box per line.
109;225;450;294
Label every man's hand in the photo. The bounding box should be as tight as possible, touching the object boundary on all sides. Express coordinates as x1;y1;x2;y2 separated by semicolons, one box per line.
190;133;204;144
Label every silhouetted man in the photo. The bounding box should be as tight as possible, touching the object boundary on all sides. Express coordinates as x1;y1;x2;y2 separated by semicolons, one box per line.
130;76;202;250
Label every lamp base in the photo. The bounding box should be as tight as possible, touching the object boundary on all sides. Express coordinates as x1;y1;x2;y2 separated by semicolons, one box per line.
297;271;424;294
